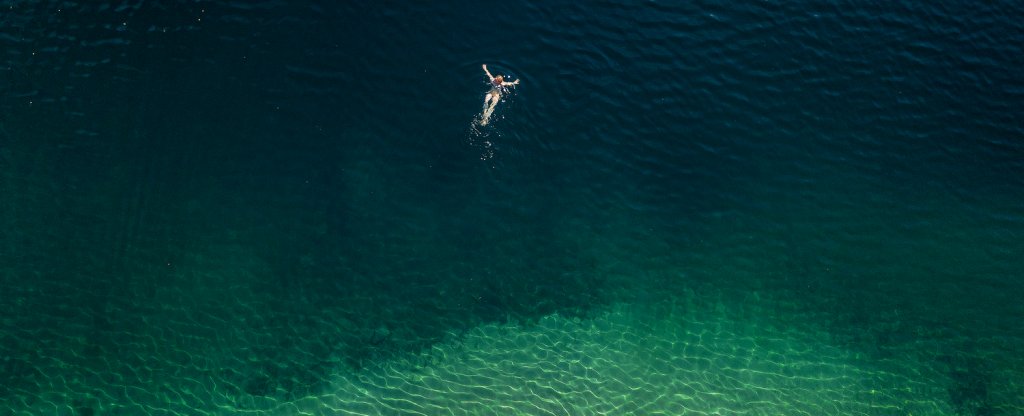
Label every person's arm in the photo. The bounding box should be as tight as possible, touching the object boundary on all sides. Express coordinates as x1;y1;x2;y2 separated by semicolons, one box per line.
501;79;520;87
482;64;495;81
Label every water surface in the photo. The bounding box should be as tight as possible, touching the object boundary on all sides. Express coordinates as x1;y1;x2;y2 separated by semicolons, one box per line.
1;1;1022;414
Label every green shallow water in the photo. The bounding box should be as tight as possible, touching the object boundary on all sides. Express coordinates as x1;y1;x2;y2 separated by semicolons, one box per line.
2;0;1023;415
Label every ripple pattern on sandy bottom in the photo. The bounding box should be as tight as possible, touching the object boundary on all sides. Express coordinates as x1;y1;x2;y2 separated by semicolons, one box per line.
314;290;1021;416
3;276;1022;415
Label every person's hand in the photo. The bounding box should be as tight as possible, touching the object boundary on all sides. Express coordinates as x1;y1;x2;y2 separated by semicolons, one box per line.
482;64;487;69
513;79;520;85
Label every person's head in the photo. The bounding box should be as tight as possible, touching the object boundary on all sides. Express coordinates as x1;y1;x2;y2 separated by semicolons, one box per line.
494;75;504;84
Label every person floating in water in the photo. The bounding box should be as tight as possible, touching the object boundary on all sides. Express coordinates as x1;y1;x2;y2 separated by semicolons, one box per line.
480;64;519;126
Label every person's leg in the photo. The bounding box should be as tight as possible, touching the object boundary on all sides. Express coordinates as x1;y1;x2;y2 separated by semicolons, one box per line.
481;92;499;125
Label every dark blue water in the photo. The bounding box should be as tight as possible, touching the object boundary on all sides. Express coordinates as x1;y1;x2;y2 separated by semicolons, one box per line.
2;1;1022;414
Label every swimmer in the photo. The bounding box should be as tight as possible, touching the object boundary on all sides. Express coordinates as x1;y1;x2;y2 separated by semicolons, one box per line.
480;64;519;126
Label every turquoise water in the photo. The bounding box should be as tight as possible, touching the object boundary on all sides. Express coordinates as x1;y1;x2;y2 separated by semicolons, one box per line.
2;1;1022;414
